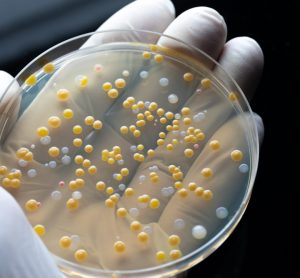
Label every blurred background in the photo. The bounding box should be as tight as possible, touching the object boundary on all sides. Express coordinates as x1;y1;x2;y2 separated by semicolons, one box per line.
0;0;296;277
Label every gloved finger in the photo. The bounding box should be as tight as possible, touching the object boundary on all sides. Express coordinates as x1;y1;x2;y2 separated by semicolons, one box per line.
158;7;227;67
215;36;264;100
0;71;21;143
83;0;176;47
0;187;63;278
253;112;264;145
158;113;263;255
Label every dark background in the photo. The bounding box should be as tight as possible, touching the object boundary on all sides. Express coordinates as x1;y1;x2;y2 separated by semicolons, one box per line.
0;0;296;277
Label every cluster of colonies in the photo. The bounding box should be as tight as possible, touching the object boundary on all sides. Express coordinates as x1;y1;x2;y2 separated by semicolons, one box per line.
0;46;249;266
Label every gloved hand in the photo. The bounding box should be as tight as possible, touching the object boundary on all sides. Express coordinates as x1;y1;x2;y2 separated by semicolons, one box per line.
0;0;264;277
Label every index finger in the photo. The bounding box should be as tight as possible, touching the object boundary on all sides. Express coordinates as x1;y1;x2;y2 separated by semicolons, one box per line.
83;0;175;47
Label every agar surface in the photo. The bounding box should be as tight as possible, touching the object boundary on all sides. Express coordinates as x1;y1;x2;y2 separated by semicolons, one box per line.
0;43;250;271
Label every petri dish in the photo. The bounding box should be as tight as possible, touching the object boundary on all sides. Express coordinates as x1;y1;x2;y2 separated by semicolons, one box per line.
0;30;259;277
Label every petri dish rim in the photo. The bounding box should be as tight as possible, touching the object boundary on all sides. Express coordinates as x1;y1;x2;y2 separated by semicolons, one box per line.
1;29;260;277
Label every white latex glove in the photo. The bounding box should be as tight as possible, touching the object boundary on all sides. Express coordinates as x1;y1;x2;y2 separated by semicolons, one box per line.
0;0;264;277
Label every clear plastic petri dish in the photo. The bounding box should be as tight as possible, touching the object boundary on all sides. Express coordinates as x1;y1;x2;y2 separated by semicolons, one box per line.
0;30;259;278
